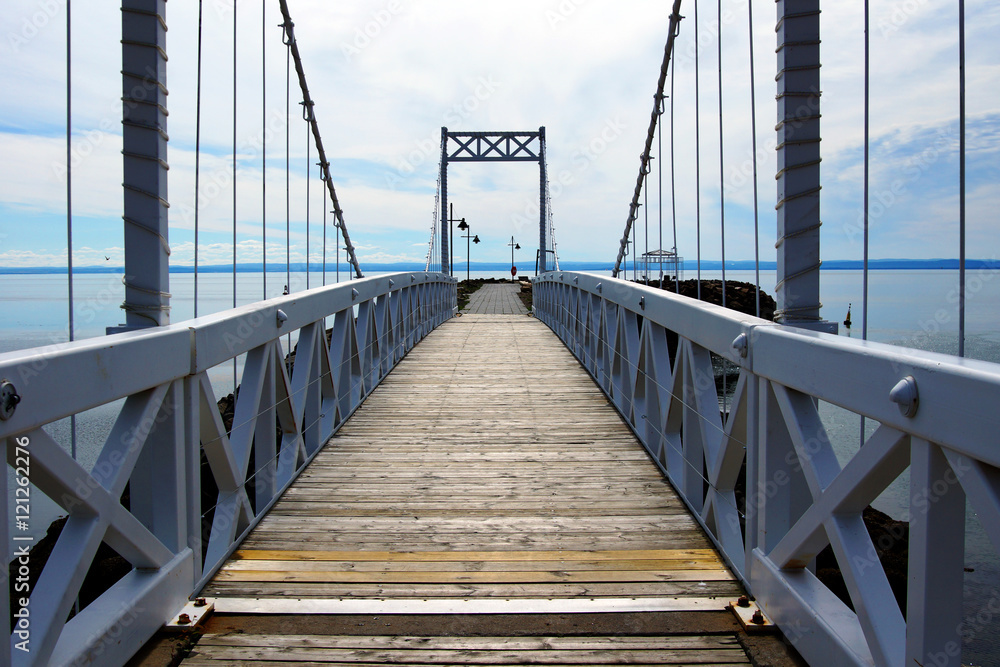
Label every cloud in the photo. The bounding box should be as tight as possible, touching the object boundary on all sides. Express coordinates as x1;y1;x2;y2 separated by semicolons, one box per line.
1;0;998;270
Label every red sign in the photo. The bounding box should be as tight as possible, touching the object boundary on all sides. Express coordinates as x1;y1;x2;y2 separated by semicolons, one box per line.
511;266;517;277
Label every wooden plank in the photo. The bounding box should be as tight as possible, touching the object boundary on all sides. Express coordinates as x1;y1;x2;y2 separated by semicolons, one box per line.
230;549;723;562
212;569;736;584
195;634;742;650
199;581;743;598
220;558;726;573
186;645;749;664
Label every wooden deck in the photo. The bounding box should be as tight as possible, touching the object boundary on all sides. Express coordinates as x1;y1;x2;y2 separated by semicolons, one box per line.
462;283;528;314
179;315;754;666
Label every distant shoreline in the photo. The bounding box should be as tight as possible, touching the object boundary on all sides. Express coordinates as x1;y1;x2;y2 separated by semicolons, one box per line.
0;259;997;275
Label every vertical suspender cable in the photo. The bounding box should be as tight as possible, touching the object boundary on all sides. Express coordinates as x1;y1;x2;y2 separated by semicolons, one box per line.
194;0;203;317
861;0;871;445
233;0;239;390
323;183;327;285
631;206;636;280
958;0;966;358
717;0;726;311
262;0;267;299
657;96;664;283
306;120;310;289
670;57;678;292
694;0;702;300
233;0;238;312
644;164;650;279
285;41;291;296
66;0;76;460
862;0;871;343
748;0;761;317
717;0;728;410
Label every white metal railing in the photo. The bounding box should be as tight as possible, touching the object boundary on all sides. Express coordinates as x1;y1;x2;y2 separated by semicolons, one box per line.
0;272;455;667
533;271;1000;667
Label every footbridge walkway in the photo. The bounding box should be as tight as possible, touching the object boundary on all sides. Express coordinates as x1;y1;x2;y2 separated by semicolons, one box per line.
178;309;756;665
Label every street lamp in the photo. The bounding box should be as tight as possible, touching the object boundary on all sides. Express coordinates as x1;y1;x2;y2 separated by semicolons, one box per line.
458;219;479;281
508;236;521;280
447;203;466;278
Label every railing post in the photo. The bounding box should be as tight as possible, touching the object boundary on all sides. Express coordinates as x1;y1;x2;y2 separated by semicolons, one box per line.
905;439;965;667
113;0;171;333
774;1;835;333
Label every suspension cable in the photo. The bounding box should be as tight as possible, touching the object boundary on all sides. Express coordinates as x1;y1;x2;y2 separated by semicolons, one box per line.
748;0;761;318
284;34;291;296
323;174;327;286
233;0;239;391
694;0;702;300
717;0;726;312
262;0;267;299
612;0;684;277
862;0;870;342
193;0;204;316
631;201;637;280
658;93;665;283
278;0;364;279
66;0;76;459
306;116;311;290
860;0;871;449
717;0;728;413
958;0;966;357
670;56;679;292
644;161;650;279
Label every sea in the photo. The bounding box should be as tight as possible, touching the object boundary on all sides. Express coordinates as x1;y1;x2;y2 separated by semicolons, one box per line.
1;268;998;664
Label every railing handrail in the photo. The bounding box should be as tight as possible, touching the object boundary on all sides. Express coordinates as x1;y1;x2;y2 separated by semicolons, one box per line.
533;271;1000;667
1;271;456;667
0;273;452;440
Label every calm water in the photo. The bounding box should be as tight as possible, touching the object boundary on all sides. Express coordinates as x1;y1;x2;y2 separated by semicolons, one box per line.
1;268;998;663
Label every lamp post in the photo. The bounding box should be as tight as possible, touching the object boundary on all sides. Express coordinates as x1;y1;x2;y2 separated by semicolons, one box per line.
447;203;467;278
458;219;479;281
508;236;520;280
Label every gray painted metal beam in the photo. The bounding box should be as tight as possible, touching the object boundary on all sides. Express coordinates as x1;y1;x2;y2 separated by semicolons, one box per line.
117;0;170;331
438;128;550;274
774;1;835;332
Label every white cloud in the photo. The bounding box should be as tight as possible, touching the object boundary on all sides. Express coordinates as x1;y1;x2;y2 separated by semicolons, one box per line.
1;0;998;270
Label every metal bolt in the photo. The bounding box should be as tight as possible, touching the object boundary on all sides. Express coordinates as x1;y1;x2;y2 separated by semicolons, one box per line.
177;613;191;625
639;296;645;310
351;288;360;301
751;609;765;625
737;595;751;608
731;333;749;359
275;309;288;328
194;598;207;607
0;380;20;421
889;376;919;418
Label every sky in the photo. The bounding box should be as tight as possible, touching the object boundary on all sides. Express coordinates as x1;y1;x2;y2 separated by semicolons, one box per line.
0;0;997;269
